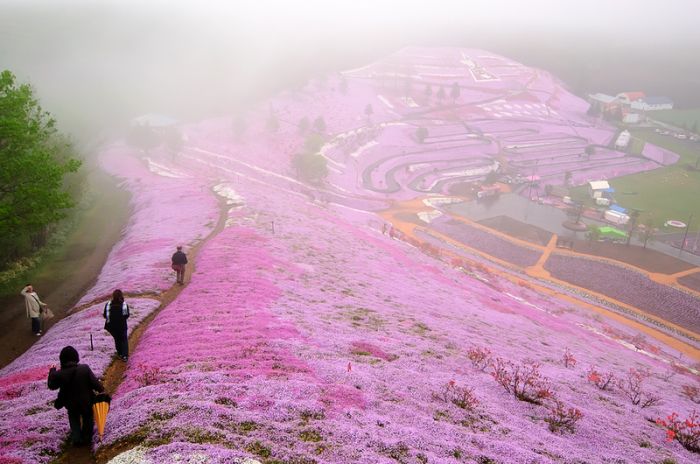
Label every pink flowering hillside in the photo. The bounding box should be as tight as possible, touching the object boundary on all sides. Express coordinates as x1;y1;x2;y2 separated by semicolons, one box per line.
1;48;697;464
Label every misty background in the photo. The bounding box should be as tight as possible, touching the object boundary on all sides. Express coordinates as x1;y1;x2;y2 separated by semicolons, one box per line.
1;0;699;143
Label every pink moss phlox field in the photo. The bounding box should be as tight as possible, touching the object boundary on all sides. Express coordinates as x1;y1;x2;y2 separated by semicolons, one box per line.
5;47;699;463
79;146;219;304
0;298;159;463
104;172;698;461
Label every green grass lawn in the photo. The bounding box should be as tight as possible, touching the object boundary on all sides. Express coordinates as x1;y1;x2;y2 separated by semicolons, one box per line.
652;108;700;133
571;128;700;230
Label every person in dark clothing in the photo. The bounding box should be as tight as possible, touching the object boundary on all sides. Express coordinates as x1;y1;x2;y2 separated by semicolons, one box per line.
171;245;188;284
48;346;104;446
103;289;130;361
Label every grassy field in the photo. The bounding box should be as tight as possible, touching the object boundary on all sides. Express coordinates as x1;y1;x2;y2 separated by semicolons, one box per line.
652;108;700;132
571;128;700;230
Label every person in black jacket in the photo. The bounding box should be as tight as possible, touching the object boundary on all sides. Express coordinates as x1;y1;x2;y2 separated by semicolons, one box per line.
48;346;104;446
171;245;188;284
104;289;130;361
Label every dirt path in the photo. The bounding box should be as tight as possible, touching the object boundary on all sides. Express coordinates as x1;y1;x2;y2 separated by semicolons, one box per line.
0;171;131;369
51;191;229;464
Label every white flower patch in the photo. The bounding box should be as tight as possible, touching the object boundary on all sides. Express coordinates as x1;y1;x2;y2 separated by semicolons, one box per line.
417;210;443;223
213;183;245;206
107;446;152;464
144;157;190;178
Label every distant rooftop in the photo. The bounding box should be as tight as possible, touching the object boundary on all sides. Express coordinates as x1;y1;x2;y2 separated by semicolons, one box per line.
589;93;617;103
641;96;674;105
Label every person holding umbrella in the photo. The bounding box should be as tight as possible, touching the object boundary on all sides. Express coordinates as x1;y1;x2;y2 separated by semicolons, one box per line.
48;346;104;446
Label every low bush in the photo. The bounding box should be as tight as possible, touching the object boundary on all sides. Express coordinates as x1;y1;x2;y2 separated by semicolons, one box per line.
586;366;616;391
491;358;554;404
682;385;700;404
544;400;583;434
656;410;700;453
435;380;479;412
562;348;576;368
619;368;662;408
467;346;492;371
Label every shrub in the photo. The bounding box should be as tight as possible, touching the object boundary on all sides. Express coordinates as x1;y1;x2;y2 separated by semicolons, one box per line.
619;368;662;408
586;366;616;391
435;380;479;411
656;410;700;453
562;348;576;368
467;346;492;371
491;358;554;404
134;364;163;387
682;385;700;404
544;400;583;434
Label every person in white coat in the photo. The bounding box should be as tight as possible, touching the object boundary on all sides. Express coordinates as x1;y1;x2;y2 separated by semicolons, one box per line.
21;284;48;336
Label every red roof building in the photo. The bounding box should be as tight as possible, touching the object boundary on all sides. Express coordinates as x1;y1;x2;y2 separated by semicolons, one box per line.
616;91;646;104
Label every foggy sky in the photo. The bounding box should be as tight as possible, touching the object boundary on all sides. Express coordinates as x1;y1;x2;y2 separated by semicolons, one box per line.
1;0;699;141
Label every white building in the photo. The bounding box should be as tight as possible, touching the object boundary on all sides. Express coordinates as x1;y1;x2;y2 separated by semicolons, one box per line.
631;96;674;111
588;180;612;199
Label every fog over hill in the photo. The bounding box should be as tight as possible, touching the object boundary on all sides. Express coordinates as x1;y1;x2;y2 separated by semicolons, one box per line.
1;0;699;141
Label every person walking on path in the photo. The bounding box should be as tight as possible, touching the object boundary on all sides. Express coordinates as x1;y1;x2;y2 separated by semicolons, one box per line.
103;289;130;361
48;346;104;446
171;245;188;284
21;284;48;336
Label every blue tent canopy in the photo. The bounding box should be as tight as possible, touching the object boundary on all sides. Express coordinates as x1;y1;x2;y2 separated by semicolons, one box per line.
609;204;627;214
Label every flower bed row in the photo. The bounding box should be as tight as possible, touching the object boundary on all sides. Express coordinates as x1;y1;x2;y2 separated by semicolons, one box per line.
544;254;700;333
431;216;542;267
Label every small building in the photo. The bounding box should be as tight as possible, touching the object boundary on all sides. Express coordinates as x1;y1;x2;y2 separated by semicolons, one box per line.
616;92;646;104
588;180;613;199
604;209;630;226
631;96;674;111
609;204;627;215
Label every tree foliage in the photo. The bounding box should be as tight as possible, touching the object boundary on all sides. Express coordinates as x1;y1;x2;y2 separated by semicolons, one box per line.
450;82;461;103
313;116;326;133
293;133;328;184
415;127;428;143
0;70;81;263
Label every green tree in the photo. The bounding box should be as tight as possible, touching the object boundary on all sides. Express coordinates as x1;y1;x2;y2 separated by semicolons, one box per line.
626;209;641;246
636;219;657;249
0;70;81;263
163;127;184;156
587;225;601;243
126;124;160;151
298;116;310;135
303;133;325;153
415;127;428;143
437;85;446;100
450;82;461;104
292;152;328;184
313;116;326;133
